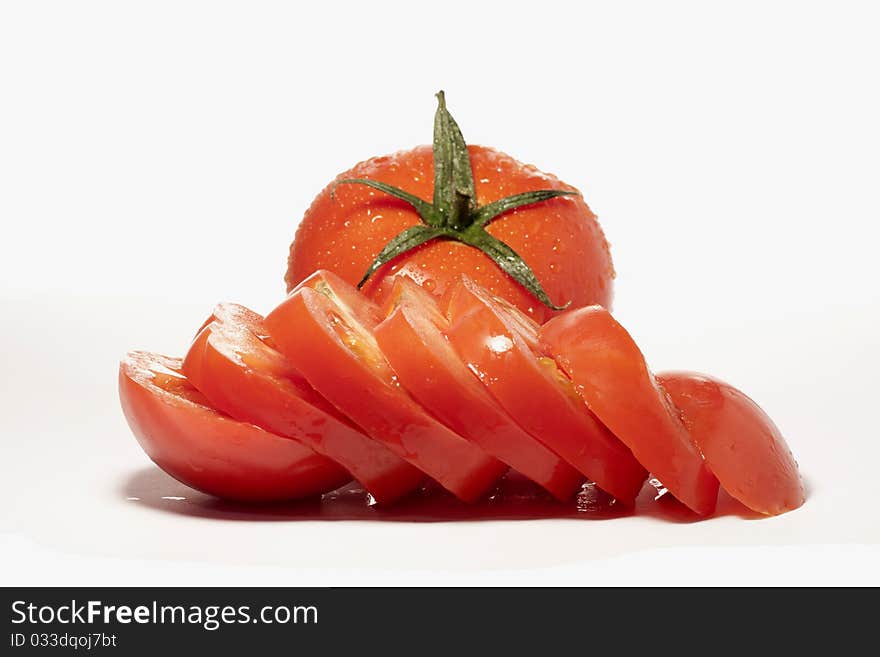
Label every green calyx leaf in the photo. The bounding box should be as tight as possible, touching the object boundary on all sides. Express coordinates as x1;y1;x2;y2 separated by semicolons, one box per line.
471;189;578;229
356;225;449;288
432;91;477;229
334;178;438;226
335;91;580;310
459;228;570;311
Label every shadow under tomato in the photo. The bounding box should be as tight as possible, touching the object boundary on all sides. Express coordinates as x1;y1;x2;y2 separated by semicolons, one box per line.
120;466;762;523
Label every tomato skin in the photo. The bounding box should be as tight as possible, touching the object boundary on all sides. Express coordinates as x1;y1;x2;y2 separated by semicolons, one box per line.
265;271;505;503
445;277;647;503
119;352;350;502
375;278;582;501
182;304;425;505
185;304;346;423
657;372;805;516
539;307;720;515
286;145;614;323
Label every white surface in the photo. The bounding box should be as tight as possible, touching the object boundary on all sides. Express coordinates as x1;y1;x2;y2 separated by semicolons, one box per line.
1;1;879;586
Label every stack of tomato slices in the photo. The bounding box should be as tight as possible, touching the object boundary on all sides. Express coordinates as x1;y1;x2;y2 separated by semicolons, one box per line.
119;270;805;517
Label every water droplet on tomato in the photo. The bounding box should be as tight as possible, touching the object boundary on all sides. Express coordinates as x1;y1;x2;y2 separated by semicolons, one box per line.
423;279;436;292
467;363;486;382
486;335;513;354
648;477;669;500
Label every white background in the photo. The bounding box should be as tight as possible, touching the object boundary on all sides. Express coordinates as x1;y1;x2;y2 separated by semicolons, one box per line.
1;1;878;585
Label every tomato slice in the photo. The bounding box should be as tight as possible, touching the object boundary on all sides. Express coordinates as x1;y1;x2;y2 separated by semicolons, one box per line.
445;277;648;503
182;303;423;505
657;371;805;516
375;278;582;501
539;307;720;515
264;270;506;503
119;351;350;502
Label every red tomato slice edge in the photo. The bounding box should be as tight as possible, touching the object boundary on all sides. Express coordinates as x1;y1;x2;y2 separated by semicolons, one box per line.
539;306;720;515
119;351;350;502
182;304;426;505
658;371;805;516
375;278;584;501
445;277;648;503
265;271;505;502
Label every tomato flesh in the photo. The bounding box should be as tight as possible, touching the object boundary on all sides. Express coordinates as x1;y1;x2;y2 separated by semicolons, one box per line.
119;351;350;502
264;270;506;503
539;307;720;515
375;278;582;501
658;371;805;516
445;277;647;503
182;303;424;505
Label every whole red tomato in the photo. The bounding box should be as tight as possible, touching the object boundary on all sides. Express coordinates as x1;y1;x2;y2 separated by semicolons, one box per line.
286;93;614;323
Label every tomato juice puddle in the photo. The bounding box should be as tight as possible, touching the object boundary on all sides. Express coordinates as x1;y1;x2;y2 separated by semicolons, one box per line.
145;472;753;522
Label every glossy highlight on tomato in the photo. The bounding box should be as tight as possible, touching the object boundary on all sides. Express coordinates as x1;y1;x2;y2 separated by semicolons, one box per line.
182;303;424;505
119;351;350;502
